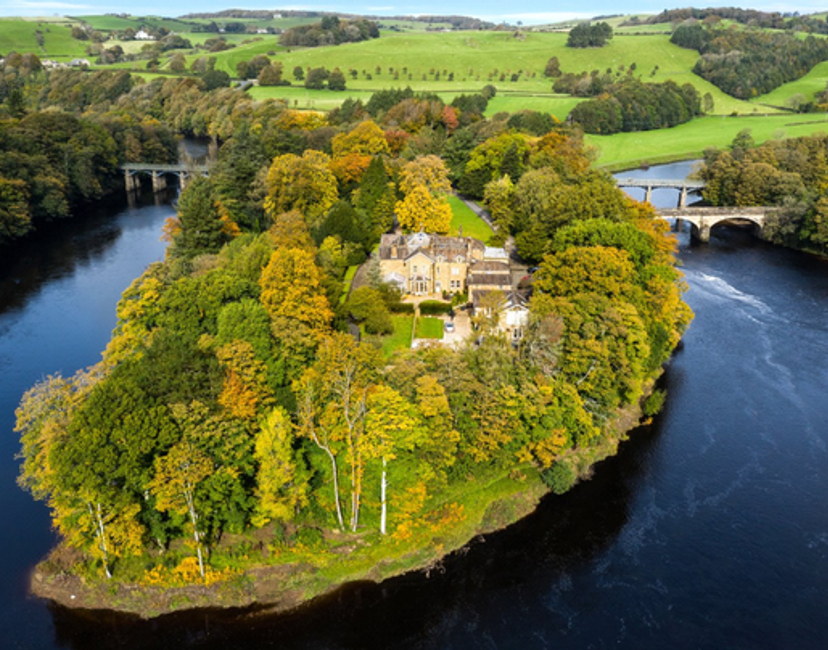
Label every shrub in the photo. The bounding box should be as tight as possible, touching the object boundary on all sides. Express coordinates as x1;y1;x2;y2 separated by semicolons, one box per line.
541;462;577;495
419;300;451;315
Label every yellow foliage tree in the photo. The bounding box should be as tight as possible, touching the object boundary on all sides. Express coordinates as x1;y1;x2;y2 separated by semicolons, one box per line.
259;247;333;336
331;120;389;158
395;185;452;234
216;340;273;420
252;407;309;527
264;150;338;228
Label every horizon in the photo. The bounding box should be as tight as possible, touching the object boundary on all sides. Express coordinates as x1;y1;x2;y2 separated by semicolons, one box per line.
1;1;827;25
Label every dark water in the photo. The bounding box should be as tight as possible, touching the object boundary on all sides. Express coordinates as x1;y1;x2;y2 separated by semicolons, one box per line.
4;170;828;649
0;192;173;649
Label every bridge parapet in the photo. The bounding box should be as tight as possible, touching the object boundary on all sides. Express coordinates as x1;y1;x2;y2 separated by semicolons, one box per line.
119;162;210;194
615;177;705;207
657;206;773;242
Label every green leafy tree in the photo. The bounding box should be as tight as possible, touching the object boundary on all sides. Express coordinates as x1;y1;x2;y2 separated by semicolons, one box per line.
173;175;227;259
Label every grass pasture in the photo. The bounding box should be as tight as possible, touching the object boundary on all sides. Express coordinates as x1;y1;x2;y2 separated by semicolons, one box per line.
0;17;86;60
751;60;828;109
590;114;828;169
211;30;760;116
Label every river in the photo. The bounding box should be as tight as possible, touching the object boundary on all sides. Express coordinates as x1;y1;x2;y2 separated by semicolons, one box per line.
3;164;828;648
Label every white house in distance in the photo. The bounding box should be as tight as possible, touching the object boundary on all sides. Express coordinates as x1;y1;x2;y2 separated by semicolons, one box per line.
134;29;154;40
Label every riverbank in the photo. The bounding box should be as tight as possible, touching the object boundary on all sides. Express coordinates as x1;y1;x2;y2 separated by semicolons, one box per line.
30;383;658;620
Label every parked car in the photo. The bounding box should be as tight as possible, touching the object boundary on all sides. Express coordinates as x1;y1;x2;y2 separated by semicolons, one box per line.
445;321;455;333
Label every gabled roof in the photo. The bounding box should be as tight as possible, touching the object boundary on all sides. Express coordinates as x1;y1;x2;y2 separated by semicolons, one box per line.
468;273;512;287
405;249;434;263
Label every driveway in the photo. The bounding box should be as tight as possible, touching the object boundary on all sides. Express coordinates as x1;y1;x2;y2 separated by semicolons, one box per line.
441;310;471;348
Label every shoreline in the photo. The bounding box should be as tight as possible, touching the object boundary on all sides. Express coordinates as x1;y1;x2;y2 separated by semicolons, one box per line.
30;380;657;620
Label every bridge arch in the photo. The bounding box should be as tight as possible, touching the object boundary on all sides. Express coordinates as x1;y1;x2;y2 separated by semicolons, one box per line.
659;207;770;243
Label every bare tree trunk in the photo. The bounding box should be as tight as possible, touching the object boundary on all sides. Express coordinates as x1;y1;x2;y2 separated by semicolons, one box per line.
90;502;112;579
185;486;205;578
380;458;388;535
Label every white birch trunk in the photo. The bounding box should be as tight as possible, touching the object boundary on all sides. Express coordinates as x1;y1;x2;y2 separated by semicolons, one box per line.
185;486;205;578
380;457;388;535
90;502;112;579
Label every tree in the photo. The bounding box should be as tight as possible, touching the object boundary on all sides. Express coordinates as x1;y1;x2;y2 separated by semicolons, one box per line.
328;68;347;91
252;407;309;527
395;185;452;234
332;121;389;158
150;440;213;578
293;65;305;81
363;385;420;534
544;56;562;77
347;286;393;334
305;67;329;90
294;333;380;531
0;177;32;242
173;175;227;259
200;69;230;90
259;247;334;337
264;151;339;228
483;175;517;231
257;62;285;86
399;155;452;197
169;53;186;72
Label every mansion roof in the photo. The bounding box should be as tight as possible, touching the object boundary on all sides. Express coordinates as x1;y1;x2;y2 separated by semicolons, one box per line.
378;233;486;262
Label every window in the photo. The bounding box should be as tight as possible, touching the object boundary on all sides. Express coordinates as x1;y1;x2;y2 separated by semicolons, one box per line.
451;267;460;276
436;266;441;274
412;265;418;273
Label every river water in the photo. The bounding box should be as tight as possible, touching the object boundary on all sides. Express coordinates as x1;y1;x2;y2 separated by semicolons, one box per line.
3;165;828;648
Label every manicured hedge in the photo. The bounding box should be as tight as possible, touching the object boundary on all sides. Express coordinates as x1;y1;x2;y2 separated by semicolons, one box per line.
419;300;451;315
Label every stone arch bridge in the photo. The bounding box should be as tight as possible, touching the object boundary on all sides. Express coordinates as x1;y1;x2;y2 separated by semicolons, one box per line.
119;163;209;193
615;177;705;208
659;207;772;242
614;177;772;242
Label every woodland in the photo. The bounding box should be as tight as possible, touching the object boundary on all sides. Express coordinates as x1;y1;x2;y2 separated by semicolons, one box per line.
7;60;692;603
700;131;828;255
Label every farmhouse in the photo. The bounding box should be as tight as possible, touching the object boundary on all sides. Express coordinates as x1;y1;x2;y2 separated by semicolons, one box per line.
134;29;154;40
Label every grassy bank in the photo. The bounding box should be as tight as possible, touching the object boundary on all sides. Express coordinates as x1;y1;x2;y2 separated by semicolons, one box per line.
590;114;828;170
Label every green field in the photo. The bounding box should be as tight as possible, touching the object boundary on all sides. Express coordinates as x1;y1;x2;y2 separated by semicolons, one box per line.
0;17;87;60
197;30;762;116
751;60;828;108
590;114;828;169
448;195;494;242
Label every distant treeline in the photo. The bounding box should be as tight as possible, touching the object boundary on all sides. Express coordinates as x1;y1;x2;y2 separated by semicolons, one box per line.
278;17;379;48
671;23;828;99
181;9;495;30
569;79;700;135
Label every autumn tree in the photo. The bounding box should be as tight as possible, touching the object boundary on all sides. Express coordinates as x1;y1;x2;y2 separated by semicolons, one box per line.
150;440;213;577
264;150;339;229
252;407;309;526
395;185;452;234
363;385;421;534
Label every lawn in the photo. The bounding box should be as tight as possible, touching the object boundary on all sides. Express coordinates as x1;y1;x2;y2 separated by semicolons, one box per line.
339;265;358;304
448;195;495;242
380;315;414;356
589;114;828;170
415;316;444;339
